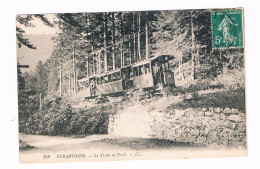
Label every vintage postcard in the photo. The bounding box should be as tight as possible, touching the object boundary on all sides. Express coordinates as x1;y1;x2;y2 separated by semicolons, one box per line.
17;8;246;163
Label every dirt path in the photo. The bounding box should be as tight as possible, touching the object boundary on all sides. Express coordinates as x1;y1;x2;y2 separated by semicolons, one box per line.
19;134;127;153
19;134;247;163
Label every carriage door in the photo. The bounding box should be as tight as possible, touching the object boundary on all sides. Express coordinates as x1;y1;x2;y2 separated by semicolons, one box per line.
162;62;175;85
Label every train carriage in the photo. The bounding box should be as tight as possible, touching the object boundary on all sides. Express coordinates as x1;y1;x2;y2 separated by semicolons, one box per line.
150;55;175;86
77;55;175;98
77;75;96;98
132;60;154;89
96;69;124;95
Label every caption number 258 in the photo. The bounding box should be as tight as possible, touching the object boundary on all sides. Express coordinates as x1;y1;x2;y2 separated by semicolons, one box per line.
43;155;50;159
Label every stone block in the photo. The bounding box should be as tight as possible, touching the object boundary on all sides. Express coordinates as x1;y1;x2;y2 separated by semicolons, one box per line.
214;107;221;113
208;119;216;126
184;121;191;126
201;108;207;112
223;108;232;114
223;120;230;127
208;130;218;138
228;114;241;122
200;128;210;136
190;136;196;143
227;121;236;129
219;113;226;120
190;129;200;136
201;119;208;126
209;107;214;112
196;136;207;143
231;108;239;114
184;127;191;133
205;111;213;116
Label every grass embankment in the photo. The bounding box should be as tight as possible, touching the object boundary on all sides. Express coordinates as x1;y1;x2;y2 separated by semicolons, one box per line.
168;88;245;112
21;97;121;136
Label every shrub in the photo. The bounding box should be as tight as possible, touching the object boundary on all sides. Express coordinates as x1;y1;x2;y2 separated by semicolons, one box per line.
214;68;245;90
24;110;110;136
22;96;113;136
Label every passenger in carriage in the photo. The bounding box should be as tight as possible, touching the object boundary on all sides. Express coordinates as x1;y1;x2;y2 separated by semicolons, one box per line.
153;61;164;84
112;74;116;81
160;64;165;84
130;71;133;78
141;66;145;75
104;76;108;83
153;62;159;84
90;80;93;96
90;80;96;96
92;79;97;95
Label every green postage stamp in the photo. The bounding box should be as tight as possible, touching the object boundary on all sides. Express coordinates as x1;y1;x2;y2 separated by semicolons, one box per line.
211;8;244;48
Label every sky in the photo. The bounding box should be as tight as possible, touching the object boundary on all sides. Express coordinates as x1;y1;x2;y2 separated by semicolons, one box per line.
16;14;58;72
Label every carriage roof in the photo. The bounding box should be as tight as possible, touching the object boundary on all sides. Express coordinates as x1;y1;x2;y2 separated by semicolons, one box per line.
78;77;89;82
78;75;96;82
131;60;151;67
95;68;121;77
131;55;174;67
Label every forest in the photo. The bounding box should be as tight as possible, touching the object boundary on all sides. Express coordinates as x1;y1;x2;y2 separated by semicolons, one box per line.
17;9;245;135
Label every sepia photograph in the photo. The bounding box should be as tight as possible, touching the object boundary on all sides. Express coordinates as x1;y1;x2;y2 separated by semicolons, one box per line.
16;8;247;163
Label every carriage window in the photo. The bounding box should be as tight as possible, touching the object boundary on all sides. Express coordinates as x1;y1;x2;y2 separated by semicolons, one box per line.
101;76;104;84
97;77;100;85
108;74;112;82
78;82;82;91
111;74;115;81
104;75;108;83
133;67;138;76
165;63;169;71
111;74;114;81
144;64;150;74
161;63;165;71
115;72;121;80
139;66;144;76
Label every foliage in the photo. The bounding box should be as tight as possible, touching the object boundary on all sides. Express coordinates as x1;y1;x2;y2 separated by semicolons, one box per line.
214;68;245;90
21;97;112;136
168;88;245;111
16;14;54;49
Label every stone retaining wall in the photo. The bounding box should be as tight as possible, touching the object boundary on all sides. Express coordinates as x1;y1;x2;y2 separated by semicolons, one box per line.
108;106;247;147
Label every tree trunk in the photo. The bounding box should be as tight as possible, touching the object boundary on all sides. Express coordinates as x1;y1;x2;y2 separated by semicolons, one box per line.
69;59;72;93
197;48;200;66
93;56;96;75
191;11;195;81
181;56;185;80
145;11;149;60
112;13;116;70
86;56;89;77
39;93;42;110
178;55;181;75
137;12;141;61
73;46;77;94
129;35;132;64
120;13;124;67
59;62;62;97
104;12;108;73
98;51;101;74
179;55;185;80
133;12;136;63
